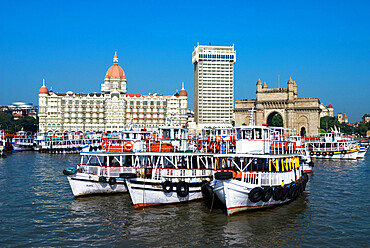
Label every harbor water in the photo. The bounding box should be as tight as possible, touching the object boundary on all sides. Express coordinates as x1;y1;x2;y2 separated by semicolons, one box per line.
0;152;369;247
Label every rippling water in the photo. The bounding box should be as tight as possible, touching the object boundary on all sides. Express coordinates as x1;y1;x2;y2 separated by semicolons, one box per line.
0;152;369;247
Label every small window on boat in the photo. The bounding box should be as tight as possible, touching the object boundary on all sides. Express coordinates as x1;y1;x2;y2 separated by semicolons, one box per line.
254;129;262;140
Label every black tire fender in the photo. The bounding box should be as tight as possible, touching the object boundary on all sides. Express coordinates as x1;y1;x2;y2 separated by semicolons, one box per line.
201;183;214;208
162;181;173;193
249;187;263;203
262;187;273;202
214;171;233;180
99;176;107;183
273;186;283;201
177;181;189;197
119;173;137;179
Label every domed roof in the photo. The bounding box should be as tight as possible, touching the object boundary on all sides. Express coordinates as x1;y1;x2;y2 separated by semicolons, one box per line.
38;79;49;94
179;89;187;97
105;52;126;79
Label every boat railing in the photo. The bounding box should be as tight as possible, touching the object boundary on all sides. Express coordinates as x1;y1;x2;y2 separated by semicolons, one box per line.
151;168;212;181
77;164;134;178
241;170;300;187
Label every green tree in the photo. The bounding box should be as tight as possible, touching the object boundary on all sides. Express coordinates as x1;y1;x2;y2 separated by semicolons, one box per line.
271;114;283;127
14;117;39;132
320;116;339;132
0;112;13;130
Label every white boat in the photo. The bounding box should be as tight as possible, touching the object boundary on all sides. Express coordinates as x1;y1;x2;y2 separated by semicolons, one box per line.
12;130;35;151
290;135;314;173
125;152;214;209
205;110;307;215
63;151;137;196
305;128;359;160
357;145;368;159
0;130;5;156
210;154;306;215
40;131;104;153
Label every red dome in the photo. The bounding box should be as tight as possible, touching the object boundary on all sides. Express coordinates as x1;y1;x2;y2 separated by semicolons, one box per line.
39;86;49;94
179;89;187;97
105;53;126;79
106;64;126;79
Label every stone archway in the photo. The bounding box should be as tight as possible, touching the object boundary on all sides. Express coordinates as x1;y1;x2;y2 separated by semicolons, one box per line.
300;127;306;137
298;115;309;136
267;111;284;127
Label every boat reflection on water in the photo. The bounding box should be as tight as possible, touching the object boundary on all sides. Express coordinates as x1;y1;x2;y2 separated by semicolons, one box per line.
66;189;309;247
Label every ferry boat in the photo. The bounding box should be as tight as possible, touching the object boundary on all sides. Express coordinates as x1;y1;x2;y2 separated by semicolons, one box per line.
304;128;359;160
357;145;368;159
125;152;214;208
12;130;35;151
63;151;137;196
0;131;5;156
290;135;314;173
204;112;307;215
39;131;104;153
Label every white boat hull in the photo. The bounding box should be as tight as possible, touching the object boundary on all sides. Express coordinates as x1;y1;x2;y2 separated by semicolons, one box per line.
310;150;358;160
212;179;294;215
67;173;127;197
126;178;204;208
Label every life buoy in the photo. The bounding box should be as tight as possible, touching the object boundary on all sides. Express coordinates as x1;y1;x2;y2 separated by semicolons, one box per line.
215;141;221;152
215;135;222;142
285;141;289;151
208;136;211;142
177;181;189;197
196;140;203;150
271;142;275;152
124;141;134;152
162;181;173;193
293;142;296;151
249;187;263;203
102;141;107;150
262;187;273;202
208;141;214;151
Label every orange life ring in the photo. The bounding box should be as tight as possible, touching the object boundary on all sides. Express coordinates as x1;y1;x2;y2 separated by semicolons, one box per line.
196;140;202;150
208;136;211;142
124;141;134;152
293;142;296;151
208;141;214;151
102;141;107;150
285;141;289;151
215;135;222;142
271;142;275;152
215;141;221;151
230;135;236;145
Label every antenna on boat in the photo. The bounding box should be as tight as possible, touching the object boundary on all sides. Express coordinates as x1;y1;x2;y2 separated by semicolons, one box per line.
249;107;256;126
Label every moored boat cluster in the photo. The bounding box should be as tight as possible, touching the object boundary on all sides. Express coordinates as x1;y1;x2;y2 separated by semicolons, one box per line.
59;112;370;215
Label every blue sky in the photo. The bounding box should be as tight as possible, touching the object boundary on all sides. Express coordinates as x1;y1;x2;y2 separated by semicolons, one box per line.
0;0;369;122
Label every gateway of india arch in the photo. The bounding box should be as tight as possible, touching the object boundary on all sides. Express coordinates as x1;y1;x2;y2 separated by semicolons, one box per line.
234;77;321;136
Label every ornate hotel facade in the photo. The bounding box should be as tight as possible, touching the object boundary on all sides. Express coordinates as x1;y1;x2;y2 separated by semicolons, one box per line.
38;53;188;133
